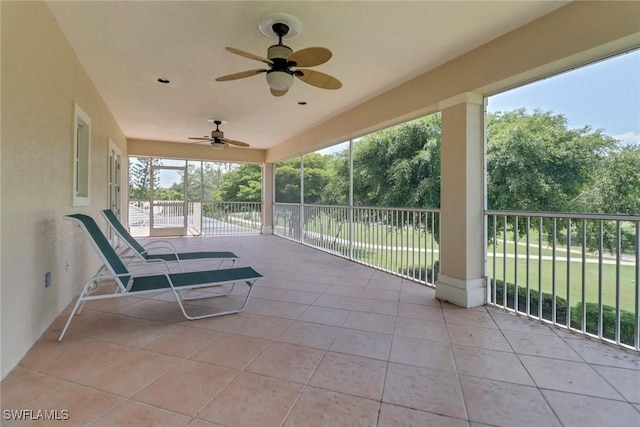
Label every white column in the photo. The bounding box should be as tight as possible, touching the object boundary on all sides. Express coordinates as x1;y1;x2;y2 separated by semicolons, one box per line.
261;163;274;234
435;92;486;307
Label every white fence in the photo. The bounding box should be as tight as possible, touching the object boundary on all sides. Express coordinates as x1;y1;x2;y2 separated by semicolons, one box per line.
486;210;639;351
129;200;262;236
274;202;639;350
274;203;441;286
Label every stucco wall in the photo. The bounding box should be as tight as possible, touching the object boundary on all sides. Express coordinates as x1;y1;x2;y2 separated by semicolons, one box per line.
1;1;127;378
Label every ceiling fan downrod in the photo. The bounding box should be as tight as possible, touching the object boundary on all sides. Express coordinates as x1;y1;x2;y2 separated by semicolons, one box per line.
268;23;294;69
211;120;223;139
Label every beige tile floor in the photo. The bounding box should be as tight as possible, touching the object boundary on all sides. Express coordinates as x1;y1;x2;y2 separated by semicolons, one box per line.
2;235;640;426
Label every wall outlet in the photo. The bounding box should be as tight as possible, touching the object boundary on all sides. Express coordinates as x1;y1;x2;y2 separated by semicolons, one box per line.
45;272;51;288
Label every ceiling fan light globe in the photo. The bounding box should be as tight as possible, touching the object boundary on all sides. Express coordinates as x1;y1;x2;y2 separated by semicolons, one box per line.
210;141;225;150
266;71;293;91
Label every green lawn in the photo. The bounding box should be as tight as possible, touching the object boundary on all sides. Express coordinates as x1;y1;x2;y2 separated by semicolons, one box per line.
347;246;636;315
489;227;631;262
304;218;440;251
486;256;637;313
275;215;638;314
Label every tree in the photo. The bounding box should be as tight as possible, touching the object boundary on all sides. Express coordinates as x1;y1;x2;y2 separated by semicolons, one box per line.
275;158;302;203
153;187;183;201
350;114;441;209
302;153;335;204
214;164;262;202
486;109;626;252
129;157;162;201
325;115;442;245
273;154;344;238
581;144;640;215
181;162;232;202
321;149;350;205
184;163;203;201
578;144;640;253
486;109;616;213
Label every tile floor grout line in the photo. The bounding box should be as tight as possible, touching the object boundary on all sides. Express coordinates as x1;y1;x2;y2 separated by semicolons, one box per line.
588;363;640;406
5;235;640;426
178;310;287;421
1;367;71;413
278;348;332;426
83;398;129;427
442;300;473;423
279;294;385;426
484;307;565;427
189;361;245;422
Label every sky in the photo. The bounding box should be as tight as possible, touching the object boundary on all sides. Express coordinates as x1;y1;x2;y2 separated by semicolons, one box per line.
487;49;640;145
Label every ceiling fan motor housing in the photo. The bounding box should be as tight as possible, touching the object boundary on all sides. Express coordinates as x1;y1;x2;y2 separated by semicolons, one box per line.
267;44;293;61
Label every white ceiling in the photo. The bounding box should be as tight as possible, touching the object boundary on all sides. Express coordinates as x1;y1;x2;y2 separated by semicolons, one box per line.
45;1;569;150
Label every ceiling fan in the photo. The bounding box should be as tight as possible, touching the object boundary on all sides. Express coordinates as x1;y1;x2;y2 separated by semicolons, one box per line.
215;22;342;97
188;120;250;150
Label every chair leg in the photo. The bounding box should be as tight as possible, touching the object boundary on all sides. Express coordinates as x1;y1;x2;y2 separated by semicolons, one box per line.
76;266;109;315
58;286;89;342
172;280;256;320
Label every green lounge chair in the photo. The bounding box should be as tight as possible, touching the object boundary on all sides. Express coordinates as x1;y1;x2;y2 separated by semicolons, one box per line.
101;209;238;272
59;213;262;341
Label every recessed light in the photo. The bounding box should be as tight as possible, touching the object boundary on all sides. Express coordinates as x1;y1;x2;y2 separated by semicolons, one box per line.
157;78;170;84
298;101;307;105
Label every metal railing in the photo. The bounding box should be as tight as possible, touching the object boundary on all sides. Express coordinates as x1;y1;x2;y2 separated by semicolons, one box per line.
198;201;262;235
486;210;640;351
152;200;187;228
274;203;302;241
128;200;262;236
274;203;441;285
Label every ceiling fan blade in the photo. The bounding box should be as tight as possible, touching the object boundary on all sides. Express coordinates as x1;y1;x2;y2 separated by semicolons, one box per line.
289;47;332;67
270;88;288;97
295;69;342;90
215;69;267;82
224;139;250;147
226;47;272;64
188;137;212;141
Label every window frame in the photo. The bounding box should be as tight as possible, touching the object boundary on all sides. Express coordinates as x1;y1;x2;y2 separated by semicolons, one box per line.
73;102;91;207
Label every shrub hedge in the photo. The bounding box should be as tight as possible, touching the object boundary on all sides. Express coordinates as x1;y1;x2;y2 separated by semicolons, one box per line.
492;279;637;346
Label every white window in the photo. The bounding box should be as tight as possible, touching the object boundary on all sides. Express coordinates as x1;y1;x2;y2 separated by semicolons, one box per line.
73;102;91;206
